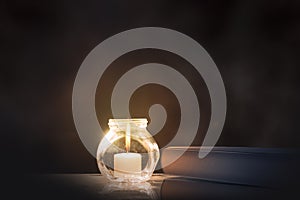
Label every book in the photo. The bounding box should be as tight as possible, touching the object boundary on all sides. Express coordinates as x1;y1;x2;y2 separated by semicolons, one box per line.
161;146;300;188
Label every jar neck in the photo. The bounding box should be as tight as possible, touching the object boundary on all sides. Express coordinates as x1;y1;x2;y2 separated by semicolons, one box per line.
108;118;148;129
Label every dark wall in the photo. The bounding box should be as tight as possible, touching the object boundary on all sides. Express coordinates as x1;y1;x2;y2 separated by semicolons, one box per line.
1;0;300;173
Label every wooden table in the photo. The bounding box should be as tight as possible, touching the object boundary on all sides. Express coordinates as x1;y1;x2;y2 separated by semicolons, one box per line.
20;173;290;200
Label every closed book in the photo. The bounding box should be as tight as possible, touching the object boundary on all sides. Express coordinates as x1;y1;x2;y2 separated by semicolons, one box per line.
161;146;300;188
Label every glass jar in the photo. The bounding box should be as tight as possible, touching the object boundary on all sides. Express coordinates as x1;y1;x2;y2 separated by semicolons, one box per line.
97;118;160;182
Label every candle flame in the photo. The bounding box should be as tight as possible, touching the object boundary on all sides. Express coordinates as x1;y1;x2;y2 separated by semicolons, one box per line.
125;123;130;152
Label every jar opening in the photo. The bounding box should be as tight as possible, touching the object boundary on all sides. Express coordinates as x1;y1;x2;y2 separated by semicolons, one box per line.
108;118;148;127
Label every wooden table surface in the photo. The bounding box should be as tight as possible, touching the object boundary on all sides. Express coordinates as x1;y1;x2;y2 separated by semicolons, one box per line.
41;173;168;200
18;173;293;200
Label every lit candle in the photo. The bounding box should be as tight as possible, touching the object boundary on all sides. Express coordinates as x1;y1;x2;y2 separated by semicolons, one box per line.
114;123;142;178
114;153;141;177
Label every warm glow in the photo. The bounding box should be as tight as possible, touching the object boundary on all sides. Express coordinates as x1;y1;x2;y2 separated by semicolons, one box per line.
125;123;130;152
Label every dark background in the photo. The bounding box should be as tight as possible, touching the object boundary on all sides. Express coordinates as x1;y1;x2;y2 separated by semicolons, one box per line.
1;0;300;174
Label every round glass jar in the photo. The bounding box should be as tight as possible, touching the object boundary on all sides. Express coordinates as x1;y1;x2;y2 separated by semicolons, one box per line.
97;118;160;182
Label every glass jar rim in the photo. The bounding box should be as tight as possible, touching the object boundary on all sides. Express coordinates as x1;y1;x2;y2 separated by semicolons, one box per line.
108;118;148;126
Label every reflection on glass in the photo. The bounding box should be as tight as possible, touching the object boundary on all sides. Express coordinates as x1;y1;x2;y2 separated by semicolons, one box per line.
100;181;158;200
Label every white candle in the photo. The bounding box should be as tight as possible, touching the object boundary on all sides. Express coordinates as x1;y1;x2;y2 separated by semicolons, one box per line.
113;122;142;178
114;152;141;177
